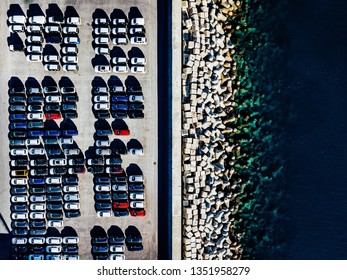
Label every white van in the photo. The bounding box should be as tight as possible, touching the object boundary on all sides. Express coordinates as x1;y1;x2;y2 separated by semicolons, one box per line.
28;15;46;24
9;15;26;24
27;45;43;53
26;54;42;62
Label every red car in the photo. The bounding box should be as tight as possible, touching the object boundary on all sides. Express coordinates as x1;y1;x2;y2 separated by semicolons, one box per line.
106;166;124;174
113;201;129;209
114;129;130;136
130;209;146;217
45;112;61;120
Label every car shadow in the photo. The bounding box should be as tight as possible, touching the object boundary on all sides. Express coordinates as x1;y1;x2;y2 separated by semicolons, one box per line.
43;44;59;57
61;226;78;237
128;47;144;60
46;3;64;20
64;6;79;19
7;33;24;52
124;75;141;88
27;3;45;18
108;75;123;88
110;9;127;24
128;7;143;21
8;76;24;90
111;119;128;130
41;76;57;89
126;163;143;176
7;4;25;17
91;55;109;68
126;139;143;150
59;76;74;88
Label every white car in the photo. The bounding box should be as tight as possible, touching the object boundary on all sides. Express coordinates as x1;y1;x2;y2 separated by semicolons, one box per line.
129;201;146;209
9;24;24;33
10;178;28;185
63;64;79;72
62;46;78;54
63;36;80;44
12;237;27;245
131;65;146;73
109;254;125;260
112;37;128;45
64;148;80;155
131;57;146;65
27;24;43;33
30;195;46;203
111;27;126;35
28;16;46;24
10;149;27;156
129;27;145;35
44;64;60;71
26;138;40;145
128;175;144;182
94;103;110;110
95;47;109;55
48;220;63;227
96;148;112;156
62;26;79;34
95;139;109;147
130;18;145;26
94;184;111;192
28;237;45;245
61;138;74;145
44;55;59;63
66;17;81;25
30;203;46;211
128;95;144;102
129;192;145;200
27;35;43;43
46;245;62;253
64;202;80;210
62;237;79;244
128;148;144;155
63;185;79;193
27;112;43;120
97;210;112;218
11;195;28;203
11;212;28;220
130;36;147;45
46;237;62;244
46;177;62;184
95;65;111;73
8;15;26;24
45;95;62;103
62;55;78;63
94;18;109;25
112;57;127;64
112;18;127;25
94;36;110;45
29;148;44;155
93;95;109;102
29;212;46;220
112;184;127;192
26;54;42;62
109;244;125;253
45;25;61;33
95;27;110;35
113;65;128;73
49;158;67;166
63;193;80;201
27;45;43;53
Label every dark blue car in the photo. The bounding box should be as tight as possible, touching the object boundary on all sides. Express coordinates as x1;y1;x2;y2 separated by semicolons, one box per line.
28;130;44;137
29;178;45;185
62;129;78;137
10;114;26;121
44;130;61;137
111;95;128;102
10;122;27;129
111;103;127;111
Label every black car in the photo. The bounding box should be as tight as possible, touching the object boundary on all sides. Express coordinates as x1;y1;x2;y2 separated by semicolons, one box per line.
11;203;28;212
50;167;67;175
93;254;109;260
111;111;127;119
29;220;46;228
91;245;108;254
29;187;46;194
10;187;27;195
128;111;144;119
31;168;48;176
113;209;129;217
47;203;63;211
95;193;111;201
62;111;78;119
45;104;60;112
112;147;128;155
63;176;78;184
63;94;79;102
46;34;62;44
95;202;112;210
11;220;28;228
46;148;62;156
126;85;142;93
126;243;143;251
47;211;63;220
30;158;48;167
65;210;81;218
91;236;108;245
28;245;45;254
46;195;63;203
46;185;62;193
112;192;128;200
87;166;104;174
128;103;144;111
68;158;85;166
12;245;27;254
88;158;104;166
94;111;110;119
9;87;25;94
9;130;27;138
128;183;145;192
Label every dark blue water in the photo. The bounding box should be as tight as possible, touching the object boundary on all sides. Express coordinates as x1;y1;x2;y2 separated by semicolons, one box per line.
282;0;347;259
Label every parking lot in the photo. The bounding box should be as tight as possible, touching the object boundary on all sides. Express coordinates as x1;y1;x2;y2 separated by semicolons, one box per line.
0;0;157;260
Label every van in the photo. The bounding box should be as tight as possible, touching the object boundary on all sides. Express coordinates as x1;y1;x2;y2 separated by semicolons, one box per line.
28;16;46;24
130;18;145;26
27;45;43;53
9;15;26;24
26;54;42;62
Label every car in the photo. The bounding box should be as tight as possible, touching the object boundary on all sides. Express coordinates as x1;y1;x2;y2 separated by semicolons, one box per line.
44;130;60;137
109;254;125;260
47;211;63;219
9;43;24;52
94;103;110;110
113;201;129;209
65;210;81;218
129;201;146;209
61;86;76;94
62;244;79;254
127;243;143;251
44;64;60;71
62;55;78;63
62;26;79;34
10;148;28;156
87;166;104;174
112;192;128;200
9;139;26;146
95;47;110;55
96;129;112;136
128;95;144;102
10;113;26;121
63;36;80;44
129;26;146;35
30;168;48;176
111;57;127;65
130;36;147;45
94;184;111;192
10;169;28;177
11;203;28;212
29;195;46;203
95;139;110;147
62;236;79;244
63;176;79;184
111;27;127;35
106;166;124;174
45;25;61;33
46;254;62;260
46;186;62;194
28;15;46;24
95;27;110;35
128;175;144;182
64;202;80;210
46;177;62;184
29;159;47;167
29;178;45;185
94;176;110;184
130;18;145;26
43;55;59;63
27;35;44;43
50;166;67;175
62;254;79;260
48;15;64;24
27;24;43;33
96;210;112;217
94;36;110;45
111;103;127;111
113;209;129;217
114;129;130;136
111;110;126;118
112;18;127;25
62;46;78;54
46;245;62;253
45;113;61;120
63;185;79;193
94;65;111;73
9;130;27;138
43;86;59;94
10;157;28;167
9;15;26;24
93;95;109;103
63;193;80;201
10;122;27;130
46;237;62;244
11;220;28;229
131;65;146;73
67;158;84;165
28;104;43;112
63;64;79;72
46;35;63;44
28;254;44;260
11;196;28;204
9;86;26;94
111;176;127;184
128;183;145;192
112;37;128;45
93;86;109;94
63;95;79;102
49;158;67;166
96;148;112;156
66;17;81;25
94;111;110;119
45;96;61;103
128;148;144;155
110;85;125;93
64;148;80;155
29;187;46;194
109;244;125;253
12;237;28;245
95;192;111;201
9;24;25;33
28;95;43;103
60;137;73;145
28;148;45;155
27;121;44;129
112;65;128;73
43;137;59;145
92;245;109;254
26;45;43;54
11;212;28;220
9;95;26;104
94;18;109;25
130;57;147;65
30;203;46;211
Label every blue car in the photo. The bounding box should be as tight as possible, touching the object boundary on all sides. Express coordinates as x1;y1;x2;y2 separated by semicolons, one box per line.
62;129;78;137
10;122;27;129
28;130;44;137
111;95;128;102
10;114;26;121
29;178;45;185
111;103;127;111
44;130;61;137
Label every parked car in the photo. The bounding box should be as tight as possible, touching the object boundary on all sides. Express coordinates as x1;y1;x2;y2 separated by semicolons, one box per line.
130;192;145;200
130;36;147;45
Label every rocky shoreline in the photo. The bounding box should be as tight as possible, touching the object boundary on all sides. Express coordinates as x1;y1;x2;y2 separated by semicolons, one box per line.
181;0;286;259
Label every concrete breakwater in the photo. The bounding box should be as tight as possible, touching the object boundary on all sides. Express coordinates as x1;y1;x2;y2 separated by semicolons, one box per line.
181;0;245;260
